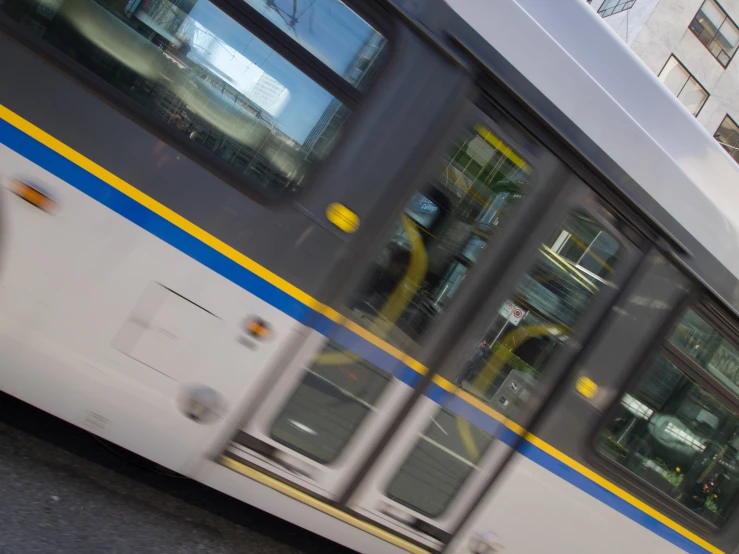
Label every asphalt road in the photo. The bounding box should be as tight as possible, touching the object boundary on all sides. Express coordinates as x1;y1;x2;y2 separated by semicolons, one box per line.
0;392;354;554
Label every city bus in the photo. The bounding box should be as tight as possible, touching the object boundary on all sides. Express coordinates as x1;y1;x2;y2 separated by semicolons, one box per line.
0;0;738;552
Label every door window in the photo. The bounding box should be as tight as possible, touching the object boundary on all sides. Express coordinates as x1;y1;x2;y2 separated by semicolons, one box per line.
386;212;625;517
269;109;547;464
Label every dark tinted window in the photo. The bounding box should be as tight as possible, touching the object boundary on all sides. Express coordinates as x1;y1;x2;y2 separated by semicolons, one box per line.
598;309;739;525
1;0;384;195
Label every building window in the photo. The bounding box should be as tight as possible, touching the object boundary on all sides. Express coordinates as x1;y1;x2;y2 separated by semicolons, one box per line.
658;57;709;116
598;0;637;17
689;0;739;67
715;115;739;162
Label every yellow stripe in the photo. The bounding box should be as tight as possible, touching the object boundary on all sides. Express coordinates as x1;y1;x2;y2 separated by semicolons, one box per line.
431;374;457;392
220;457;430;554
474;124;531;173
0;105;721;554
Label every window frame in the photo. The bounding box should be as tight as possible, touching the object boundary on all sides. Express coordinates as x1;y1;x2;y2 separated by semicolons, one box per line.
657;55;710;117
590;295;739;534
0;0;395;204
689;0;739;69
714;113;739;162
598;0;637;18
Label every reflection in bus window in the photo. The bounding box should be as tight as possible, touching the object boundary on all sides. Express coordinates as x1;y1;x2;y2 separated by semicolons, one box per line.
0;0;352;194
599;353;739;525
347;123;540;353
244;0;388;91
270;342;392;464
456;213;621;404
670;309;739;397
386;212;623;518
269;115;544;464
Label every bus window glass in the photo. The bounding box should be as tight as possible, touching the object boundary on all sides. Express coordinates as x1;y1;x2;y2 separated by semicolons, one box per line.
598;353;739;525
1;0;348;195
269;111;544;464
670;309;739;397
269;341;392;463
346;122;539;353
243;0;388;91
386;212;624;517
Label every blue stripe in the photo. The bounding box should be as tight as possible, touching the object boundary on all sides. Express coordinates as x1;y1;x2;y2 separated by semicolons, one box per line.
442;392;519;447
0;116;717;554
0;118;314;326
327;325;411;380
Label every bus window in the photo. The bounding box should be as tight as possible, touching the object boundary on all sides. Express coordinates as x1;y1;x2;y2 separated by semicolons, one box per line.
345;121;539;353
243;0;388;92
669;309;739;397
1;0;357;195
598;309;739;525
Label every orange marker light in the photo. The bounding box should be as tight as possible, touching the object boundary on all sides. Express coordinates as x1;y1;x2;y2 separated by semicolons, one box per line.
10;179;55;213
245;317;270;340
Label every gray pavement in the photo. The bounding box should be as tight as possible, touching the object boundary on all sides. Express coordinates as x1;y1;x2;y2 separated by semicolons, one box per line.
0;393;354;554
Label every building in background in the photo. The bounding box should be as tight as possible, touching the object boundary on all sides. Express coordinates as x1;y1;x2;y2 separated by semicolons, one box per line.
588;0;739;163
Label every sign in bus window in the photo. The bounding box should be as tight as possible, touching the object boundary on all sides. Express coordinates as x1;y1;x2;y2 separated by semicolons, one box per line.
598;353;739;525
0;0;350;195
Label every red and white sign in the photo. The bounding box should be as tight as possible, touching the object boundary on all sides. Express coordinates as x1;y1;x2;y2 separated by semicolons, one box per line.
499;300;525;325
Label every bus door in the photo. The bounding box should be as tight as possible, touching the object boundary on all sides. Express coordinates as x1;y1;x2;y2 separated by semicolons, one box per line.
222;97;640;538
222;98;557;499
344;176;644;547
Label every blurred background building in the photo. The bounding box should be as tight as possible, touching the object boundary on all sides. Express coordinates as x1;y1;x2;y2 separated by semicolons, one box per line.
588;0;739;163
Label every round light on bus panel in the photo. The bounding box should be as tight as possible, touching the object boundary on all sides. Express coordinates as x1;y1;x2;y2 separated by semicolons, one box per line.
178;384;225;424
325;202;359;234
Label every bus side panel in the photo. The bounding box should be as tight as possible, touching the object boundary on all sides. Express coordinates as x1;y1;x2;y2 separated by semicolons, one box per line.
0;144;306;473
446;454;685;554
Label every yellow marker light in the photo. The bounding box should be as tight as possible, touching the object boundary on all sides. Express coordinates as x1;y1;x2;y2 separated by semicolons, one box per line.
325;202;359;234
576;376;599;400
10;179;55;212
